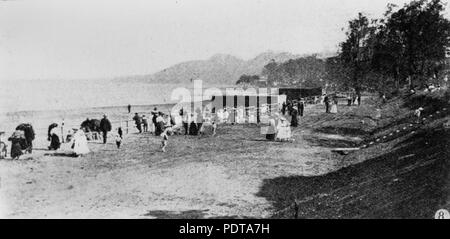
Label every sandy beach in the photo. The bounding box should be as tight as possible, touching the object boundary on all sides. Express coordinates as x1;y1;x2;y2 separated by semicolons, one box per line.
0;104;337;218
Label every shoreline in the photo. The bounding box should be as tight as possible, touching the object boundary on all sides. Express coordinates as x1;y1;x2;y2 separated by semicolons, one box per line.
0;100;211;150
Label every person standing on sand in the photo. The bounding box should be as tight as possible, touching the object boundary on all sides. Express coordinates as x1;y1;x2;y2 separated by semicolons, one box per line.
115;128;122;149
118;127;123;139
151;108;158;134
142;115;149;132
324;95;330;113
155;112;165;136
265;113;278;141
133;113;142;133
160;128;170;152
330;99;338;114
100;114;112;144
298;100;304;117
127;104;131;113
182;110;190;135
189;113;198;135
195;108;203;135
291;106;299;127
223;109;229;124
287;100;293;116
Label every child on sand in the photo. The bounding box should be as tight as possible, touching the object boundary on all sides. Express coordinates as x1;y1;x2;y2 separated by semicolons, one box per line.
115;130;122;149
160;128;170;152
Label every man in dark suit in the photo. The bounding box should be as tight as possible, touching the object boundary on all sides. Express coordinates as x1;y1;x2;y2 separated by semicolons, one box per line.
298;100;304;117
324;95;330;113
100;114;112;144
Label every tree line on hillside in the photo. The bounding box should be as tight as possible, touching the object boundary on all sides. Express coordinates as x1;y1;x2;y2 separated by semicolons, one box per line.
236;56;328;88
237;0;450;96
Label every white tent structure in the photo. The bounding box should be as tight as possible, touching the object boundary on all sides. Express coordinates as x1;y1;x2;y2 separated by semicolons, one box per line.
210;88;286;124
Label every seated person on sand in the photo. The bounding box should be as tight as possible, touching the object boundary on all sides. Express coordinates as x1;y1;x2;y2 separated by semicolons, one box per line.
69;128;90;157
70;130;90;156
48;123;61;150
46;128;90;157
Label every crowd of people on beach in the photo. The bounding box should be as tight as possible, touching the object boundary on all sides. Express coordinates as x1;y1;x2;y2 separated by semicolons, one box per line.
1;100;305;159
129;107;221;152
2;93;363;159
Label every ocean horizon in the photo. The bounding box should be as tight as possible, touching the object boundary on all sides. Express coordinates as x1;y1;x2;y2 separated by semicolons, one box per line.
0;79;234;114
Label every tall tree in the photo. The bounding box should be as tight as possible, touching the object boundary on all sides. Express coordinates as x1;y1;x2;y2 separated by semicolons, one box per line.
339;13;376;95
373;0;450;88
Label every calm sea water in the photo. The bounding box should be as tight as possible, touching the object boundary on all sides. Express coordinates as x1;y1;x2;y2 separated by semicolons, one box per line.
0;79;190;113
0;79;231;147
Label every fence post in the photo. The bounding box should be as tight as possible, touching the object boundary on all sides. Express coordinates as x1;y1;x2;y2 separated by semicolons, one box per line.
61;119;65;143
126;120;129;134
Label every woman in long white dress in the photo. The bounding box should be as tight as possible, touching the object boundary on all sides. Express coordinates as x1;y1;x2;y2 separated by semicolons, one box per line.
236;107;245;124
330;99;338;114
276;117;292;142
216;109;224;124
223;109;230;124
71;129;90;156
265;113;279;141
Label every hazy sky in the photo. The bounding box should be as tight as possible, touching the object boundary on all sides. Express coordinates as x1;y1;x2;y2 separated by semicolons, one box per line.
0;0;442;81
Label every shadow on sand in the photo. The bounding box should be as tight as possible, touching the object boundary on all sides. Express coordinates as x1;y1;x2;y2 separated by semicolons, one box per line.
142;210;254;219
256;127;450;218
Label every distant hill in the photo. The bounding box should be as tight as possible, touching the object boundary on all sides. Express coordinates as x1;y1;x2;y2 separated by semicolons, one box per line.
115;51;309;85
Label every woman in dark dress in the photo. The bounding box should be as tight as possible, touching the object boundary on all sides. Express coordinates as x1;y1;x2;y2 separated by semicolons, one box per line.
281;102;286;115
189;115;198;135
290;107;299;127
16;123;35;153
155;112;165;136
47;123;60;150
8;130;26;159
49;134;61;150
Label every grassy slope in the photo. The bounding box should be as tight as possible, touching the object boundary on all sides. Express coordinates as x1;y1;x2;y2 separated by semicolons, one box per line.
260;90;450;218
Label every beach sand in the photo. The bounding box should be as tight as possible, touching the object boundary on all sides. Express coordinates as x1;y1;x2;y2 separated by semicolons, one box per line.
0;104;341;218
